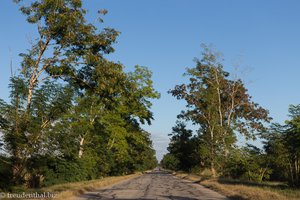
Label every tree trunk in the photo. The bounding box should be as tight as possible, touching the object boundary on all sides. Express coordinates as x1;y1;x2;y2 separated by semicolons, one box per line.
259;167;268;183
78;136;84;158
209;128;217;178
26;84;34;110
295;159;299;185
211;161;216;178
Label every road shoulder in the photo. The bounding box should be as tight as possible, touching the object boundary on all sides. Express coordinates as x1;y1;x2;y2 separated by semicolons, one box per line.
43;173;141;200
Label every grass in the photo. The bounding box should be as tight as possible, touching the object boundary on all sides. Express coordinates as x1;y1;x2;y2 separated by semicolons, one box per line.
47;173;141;199
200;179;288;200
2;173;141;200
175;172;300;200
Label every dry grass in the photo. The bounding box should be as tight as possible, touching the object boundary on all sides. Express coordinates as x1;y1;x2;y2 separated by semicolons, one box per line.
175;172;202;182
29;173;141;200
201;179;288;200
175;172;300;200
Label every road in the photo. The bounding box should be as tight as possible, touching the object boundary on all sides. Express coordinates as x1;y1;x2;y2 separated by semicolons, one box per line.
79;170;229;200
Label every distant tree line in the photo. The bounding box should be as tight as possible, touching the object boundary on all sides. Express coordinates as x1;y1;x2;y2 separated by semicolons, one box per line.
161;46;300;187
0;0;158;190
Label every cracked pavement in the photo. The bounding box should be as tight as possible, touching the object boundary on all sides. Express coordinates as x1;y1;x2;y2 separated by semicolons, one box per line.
79;170;228;200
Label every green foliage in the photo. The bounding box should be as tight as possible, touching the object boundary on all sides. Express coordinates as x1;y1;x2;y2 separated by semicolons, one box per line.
26;156;98;187
168;46;270;176
161;153;180;171
223;145;271;182
0;0;159;190
0;155;13;190
263;105;300;186
166;122;199;171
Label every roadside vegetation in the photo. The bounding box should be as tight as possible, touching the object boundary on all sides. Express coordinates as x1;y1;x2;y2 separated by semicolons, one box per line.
0;0;158;191
35;173;140;200
161;46;300;198
175;172;300;200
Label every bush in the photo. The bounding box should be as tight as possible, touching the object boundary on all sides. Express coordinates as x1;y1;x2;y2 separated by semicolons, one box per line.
26;155;101;187
0;156;13;190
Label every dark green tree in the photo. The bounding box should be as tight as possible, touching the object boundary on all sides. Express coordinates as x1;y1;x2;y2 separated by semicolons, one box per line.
263;105;300;186
166;122;199;171
161;153;180;171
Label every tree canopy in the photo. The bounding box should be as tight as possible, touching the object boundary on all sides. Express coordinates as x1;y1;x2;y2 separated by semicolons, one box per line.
0;0;159;189
167;46;270;177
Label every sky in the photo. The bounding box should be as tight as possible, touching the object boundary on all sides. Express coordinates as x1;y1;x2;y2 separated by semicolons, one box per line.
1;0;300;161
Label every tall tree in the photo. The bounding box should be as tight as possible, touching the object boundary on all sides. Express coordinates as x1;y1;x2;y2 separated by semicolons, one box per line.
264;105;300;186
3;0;119;182
0;0;160;187
169;46;270;176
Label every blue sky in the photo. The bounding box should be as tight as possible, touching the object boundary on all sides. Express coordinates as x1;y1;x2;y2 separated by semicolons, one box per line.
1;0;300;161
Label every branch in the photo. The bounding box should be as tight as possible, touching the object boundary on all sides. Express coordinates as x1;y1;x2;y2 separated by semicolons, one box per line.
32;37;51;80
33;46;63;84
227;80;239;127
0;157;11;165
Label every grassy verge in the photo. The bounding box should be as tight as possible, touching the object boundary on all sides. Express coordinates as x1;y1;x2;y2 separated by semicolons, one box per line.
48;173;141;199
2;173;141;200
175;172;300;200
51;174;140;200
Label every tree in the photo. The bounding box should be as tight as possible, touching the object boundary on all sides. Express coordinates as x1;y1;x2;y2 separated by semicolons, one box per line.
0;76;73;185
14;0;119;105
2;0;119;183
284;105;300;186
169;46;270;176
161;153;180;171
262;124;290;182
166;122;199;171
263;105;300;186
0;0;159;188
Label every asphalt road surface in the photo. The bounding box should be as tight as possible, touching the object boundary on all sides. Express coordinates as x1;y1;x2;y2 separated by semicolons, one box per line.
79;170;229;200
